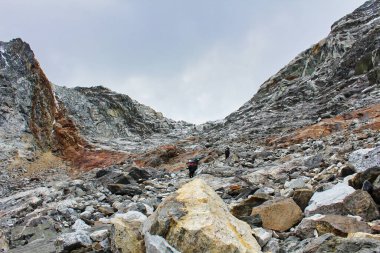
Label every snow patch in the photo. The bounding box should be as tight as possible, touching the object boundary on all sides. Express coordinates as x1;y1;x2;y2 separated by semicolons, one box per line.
0;45;9;68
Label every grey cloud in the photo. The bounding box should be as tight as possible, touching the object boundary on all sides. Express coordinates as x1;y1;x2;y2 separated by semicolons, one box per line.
0;0;366;123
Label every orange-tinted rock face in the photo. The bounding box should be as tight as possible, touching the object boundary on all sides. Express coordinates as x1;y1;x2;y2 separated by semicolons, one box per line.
28;56;126;171
29;60;57;150
132;142;215;172
268;104;380;147
63;148;126;172
133;145;190;171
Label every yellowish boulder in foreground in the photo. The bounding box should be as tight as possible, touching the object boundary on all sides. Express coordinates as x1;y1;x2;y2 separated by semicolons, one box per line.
143;178;262;253
110;212;147;253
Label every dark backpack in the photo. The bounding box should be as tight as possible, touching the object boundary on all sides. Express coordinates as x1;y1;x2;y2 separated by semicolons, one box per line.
187;161;197;167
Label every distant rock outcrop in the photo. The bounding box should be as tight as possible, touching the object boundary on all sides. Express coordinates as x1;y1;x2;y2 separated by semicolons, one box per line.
0;39;194;171
54;85;193;150
0;39;123;170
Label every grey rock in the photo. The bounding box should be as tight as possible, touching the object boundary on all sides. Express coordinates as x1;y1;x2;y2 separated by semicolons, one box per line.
304;154;324;169
127;167;152;183
79;210;93;220
306;184;379;221
107;184;142;196
263;238;280;253
305;183;355;216
295;214;371;239
71;219;91;231
144;232;180;253
55;230;92;252
285;178;307;189
314;235;380;253
8;239;56;253
349;146;380;172
255;187;275;195
90;229;109;242
343;190;379;221
124;202;151;216
252;227;272;247
11;223;57;244
238;214;263;228
115;211;147;223
280;188;294;198
54;85;194;152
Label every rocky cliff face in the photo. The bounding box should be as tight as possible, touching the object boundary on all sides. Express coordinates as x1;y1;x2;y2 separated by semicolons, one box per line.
1;1;380;253
203;0;380;147
0;39;130;173
0;38;193;175
54;85;193;151
0;39;36;162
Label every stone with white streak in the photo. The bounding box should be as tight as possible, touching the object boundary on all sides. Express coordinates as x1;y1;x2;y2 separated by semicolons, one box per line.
305;183;355;216
144;232;181;253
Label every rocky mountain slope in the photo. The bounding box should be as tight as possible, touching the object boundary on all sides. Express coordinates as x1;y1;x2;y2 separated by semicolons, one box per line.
0;38;193;171
1;0;380;253
54;85;193;152
202;0;380;147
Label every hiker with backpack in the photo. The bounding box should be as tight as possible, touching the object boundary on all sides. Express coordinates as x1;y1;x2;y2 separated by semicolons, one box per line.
186;157;200;178
225;147;230;160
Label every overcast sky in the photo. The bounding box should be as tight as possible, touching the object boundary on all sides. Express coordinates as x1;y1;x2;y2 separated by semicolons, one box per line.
0;1;366;124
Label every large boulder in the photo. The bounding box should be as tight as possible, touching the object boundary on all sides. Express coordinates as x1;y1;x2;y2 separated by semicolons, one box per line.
348;147;380;172
143;179;262;253
10;219;58;250
305;183;379;221
230;193;272;218
343;190;379;221
295;214;371;239
305;183;354;216
250;198;303;232
110;211;147;253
